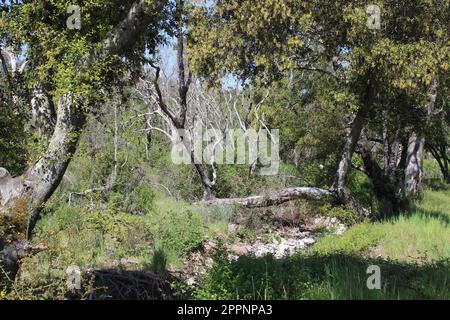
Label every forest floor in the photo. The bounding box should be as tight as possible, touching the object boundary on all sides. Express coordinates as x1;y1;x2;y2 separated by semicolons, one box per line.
193;188;450;299
2;188;449;300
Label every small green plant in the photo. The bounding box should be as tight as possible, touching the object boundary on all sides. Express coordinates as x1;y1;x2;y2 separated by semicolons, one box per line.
261;232;281;245
150;240;168;275
236;226;257;241
196;190;450;300
317;204;359;226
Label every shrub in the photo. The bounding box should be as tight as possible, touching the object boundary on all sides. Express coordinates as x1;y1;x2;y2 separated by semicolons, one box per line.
146;205;205;258
317;204;359;226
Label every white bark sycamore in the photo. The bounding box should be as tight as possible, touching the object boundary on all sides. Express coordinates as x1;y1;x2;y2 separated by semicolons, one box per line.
404;77;439;200
26;94;85;235
0;0;166;279
404;133;426;200
200;106;371;213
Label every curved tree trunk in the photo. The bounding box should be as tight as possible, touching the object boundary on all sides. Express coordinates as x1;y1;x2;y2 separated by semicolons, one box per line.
429;144;449;184
30;83;57;138
332;108;370;218
404;77;439;201
150;0;218;201
26;95;85;234
0;0;167;281
404;132;426;200
0;94;85;279
193;162;215;201
199;187;334;208
199;107;371;213
358;133;402;217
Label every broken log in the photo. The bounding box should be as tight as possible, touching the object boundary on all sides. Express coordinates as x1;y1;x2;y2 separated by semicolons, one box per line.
198;187;335;208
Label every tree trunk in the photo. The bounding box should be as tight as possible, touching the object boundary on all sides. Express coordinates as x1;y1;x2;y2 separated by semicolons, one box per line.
30;83;57;138
428;143;449;184
180;135;215;200
148;1;215;201
358;133;401;217
0;94;85;280
404;77;438;200
332;108;370;217
199;187;334;208
0;0;166;281
404;132;426;200
436;149;449;184
193;163;215;201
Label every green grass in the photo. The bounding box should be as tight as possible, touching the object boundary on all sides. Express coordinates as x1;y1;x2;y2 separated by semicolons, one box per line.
314;189;450;263
4;187;449;300
196;189;450;300
14;192;207;293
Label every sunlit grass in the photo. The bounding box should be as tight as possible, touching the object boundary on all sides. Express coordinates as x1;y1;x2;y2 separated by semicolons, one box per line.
197;189;450;300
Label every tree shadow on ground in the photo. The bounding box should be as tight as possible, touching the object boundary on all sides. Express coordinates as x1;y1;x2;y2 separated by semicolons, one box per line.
408;206;450;225
82;268;184;300
197;251;450;300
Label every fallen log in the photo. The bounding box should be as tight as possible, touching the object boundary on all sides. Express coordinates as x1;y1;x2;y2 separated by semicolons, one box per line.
198;187;335;208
